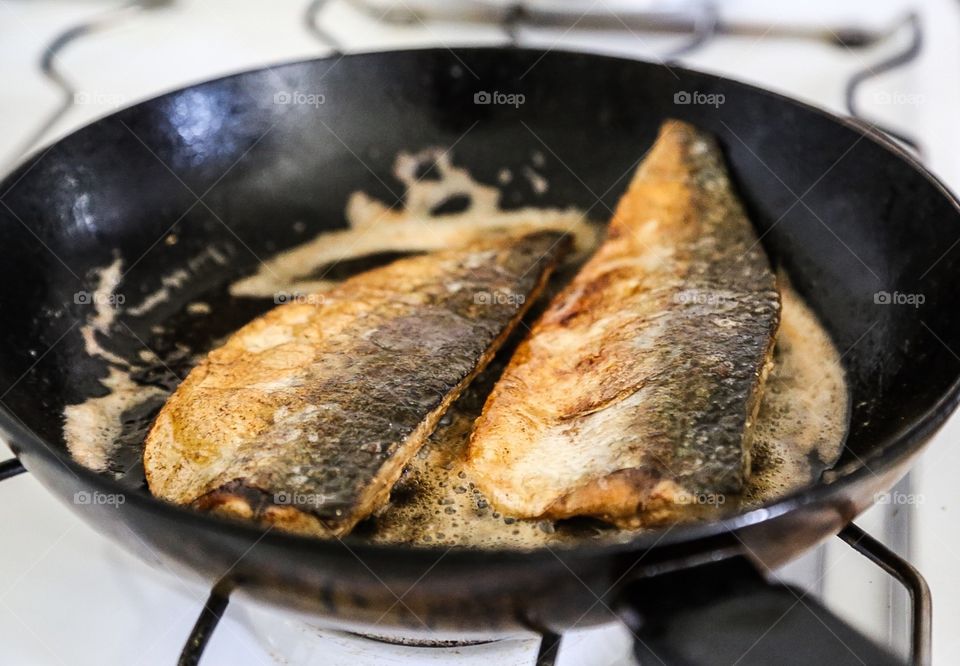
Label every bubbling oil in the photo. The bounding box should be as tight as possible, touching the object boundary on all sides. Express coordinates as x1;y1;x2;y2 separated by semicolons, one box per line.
360;276;848;548
62;148;848;548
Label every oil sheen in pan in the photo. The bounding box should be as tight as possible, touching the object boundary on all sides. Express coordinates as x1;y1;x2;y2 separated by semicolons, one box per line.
61;148;847;548
361;279;848;548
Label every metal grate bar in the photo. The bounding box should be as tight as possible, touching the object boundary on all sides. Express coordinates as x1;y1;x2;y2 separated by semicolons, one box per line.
839;522;932;666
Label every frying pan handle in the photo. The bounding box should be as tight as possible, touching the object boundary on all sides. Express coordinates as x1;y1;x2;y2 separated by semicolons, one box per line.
617;526;925;666
0;457;26;481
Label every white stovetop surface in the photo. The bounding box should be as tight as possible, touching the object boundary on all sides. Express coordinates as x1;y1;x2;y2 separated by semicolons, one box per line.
2;1;960;664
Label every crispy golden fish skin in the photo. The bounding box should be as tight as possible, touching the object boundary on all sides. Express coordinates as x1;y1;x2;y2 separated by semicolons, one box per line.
465;120;781;526
144;231;570;537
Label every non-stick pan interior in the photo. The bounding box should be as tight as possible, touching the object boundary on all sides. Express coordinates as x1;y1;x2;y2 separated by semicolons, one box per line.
2;48;959;524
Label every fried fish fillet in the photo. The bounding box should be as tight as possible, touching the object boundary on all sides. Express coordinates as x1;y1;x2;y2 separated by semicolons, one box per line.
465;120;781;526
144;231;569;537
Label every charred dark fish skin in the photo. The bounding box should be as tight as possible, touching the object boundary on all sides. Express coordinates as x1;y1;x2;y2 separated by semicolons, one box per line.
465;120;781;526
144;231;570;537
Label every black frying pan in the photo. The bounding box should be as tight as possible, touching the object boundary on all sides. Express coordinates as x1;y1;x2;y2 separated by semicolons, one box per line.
1;48;958;666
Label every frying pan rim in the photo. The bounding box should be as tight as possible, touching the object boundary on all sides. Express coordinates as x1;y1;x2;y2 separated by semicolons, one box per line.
1;46;959;565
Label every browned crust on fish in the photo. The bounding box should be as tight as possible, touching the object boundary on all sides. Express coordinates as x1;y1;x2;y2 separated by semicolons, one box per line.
144;231;569;537
465;120;781;525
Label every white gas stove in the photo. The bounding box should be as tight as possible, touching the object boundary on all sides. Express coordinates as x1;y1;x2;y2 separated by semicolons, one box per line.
2;1;959;664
